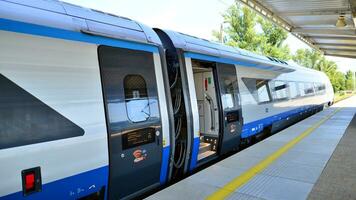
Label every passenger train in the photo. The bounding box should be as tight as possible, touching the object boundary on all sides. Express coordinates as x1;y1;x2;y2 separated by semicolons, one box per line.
0;1;334;199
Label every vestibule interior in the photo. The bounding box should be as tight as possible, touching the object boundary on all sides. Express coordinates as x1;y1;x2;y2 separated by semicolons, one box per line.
192;59;220;161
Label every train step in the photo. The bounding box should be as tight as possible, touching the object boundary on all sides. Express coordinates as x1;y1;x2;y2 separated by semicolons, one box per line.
198;150;216;160
199;142;212;154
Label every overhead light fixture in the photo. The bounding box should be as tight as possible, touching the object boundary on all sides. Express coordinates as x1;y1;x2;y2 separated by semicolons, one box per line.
336;15;347;27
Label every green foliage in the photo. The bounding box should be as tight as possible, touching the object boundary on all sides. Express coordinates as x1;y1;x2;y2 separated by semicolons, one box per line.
258;18;287;46
293;49;323;70
217;3;260;52
345;70;355;90
333;71;347;92
258;17;290;60
213;1;290;59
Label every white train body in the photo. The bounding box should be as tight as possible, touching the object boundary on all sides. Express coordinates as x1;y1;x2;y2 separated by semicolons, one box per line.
0;30;109;199
237;65;333;137
0;1;334;200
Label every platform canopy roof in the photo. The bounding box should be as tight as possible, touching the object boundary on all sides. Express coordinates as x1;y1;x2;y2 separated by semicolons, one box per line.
240;0;356;59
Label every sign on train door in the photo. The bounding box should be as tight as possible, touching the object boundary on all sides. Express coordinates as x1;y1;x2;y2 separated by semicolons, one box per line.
98;46;163;200
216;63;243;154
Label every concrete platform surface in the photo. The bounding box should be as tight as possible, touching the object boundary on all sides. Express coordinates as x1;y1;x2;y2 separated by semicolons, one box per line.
308;107;356;200
147;96;356;200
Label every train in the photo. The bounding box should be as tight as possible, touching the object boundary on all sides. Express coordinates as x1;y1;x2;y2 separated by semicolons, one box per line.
0;1;334;200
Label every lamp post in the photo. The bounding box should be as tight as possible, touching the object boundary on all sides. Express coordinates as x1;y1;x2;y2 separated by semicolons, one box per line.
354;71;356;91
220;23;224;43
219;21;229;43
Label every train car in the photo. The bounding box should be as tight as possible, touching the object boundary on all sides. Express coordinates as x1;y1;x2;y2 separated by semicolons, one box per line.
236;61;333;141
154;29;333;182
0;1;334;200
0;1;173;200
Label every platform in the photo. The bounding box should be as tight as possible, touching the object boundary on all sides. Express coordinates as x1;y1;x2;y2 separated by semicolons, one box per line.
147;96;356;200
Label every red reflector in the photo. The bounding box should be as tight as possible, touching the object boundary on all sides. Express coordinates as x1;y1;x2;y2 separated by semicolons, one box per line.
25;173;35;191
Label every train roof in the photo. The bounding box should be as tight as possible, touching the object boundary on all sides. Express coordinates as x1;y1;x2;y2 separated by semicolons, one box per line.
0;0;162;45
0;0;325;76
160;30;298;73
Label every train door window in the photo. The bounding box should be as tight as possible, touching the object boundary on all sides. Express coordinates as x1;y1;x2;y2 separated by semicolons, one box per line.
298;82;306;97
289;81;299;99
242;78;272;104
220;74;239;109
124;75;150;122
270;81;288;101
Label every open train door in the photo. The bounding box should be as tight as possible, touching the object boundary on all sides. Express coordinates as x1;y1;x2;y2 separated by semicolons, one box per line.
216;63;243;154
98;46;164;200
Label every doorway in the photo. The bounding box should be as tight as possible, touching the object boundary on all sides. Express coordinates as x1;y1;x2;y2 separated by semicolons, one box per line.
192;59;221;161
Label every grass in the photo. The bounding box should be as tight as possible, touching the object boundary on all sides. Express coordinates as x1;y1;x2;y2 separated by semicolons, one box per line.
334;91;355;103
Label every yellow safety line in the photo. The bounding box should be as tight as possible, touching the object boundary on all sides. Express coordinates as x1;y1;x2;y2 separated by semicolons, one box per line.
206;108;341;200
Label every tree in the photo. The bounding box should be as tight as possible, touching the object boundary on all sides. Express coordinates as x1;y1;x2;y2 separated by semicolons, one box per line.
293;49;323;70
345;70;355;90
258;17;290;60
213;1;290;59
212;2;260;52
334;71;346;91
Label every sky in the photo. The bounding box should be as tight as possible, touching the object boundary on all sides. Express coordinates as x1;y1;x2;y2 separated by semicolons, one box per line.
62;0;356;73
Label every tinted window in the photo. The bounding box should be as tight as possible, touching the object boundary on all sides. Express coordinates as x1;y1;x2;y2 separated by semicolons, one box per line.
0;74;84;150
242;78;272;104
304;82;315;95
270;81;288;101
315;83;326;94
319;83;326;92
289;81;299;99
124;75;150;122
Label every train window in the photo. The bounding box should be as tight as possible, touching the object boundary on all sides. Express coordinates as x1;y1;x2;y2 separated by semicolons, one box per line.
270;81;288;101
124;75;150;122
256;79;271;103
242;78;272;104
315;83;326;93
304;82;315;95
289;82;299;99
98;46;160;134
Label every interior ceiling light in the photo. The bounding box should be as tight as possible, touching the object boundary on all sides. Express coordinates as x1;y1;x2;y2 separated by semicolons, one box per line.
336;15;347;27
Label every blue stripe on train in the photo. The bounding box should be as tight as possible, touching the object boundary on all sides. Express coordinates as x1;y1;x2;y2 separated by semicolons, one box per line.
1;166;108;200
189;137;200;171
159;146;170;184
0;18;159;53
241;105;318;138
1;146;172;200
